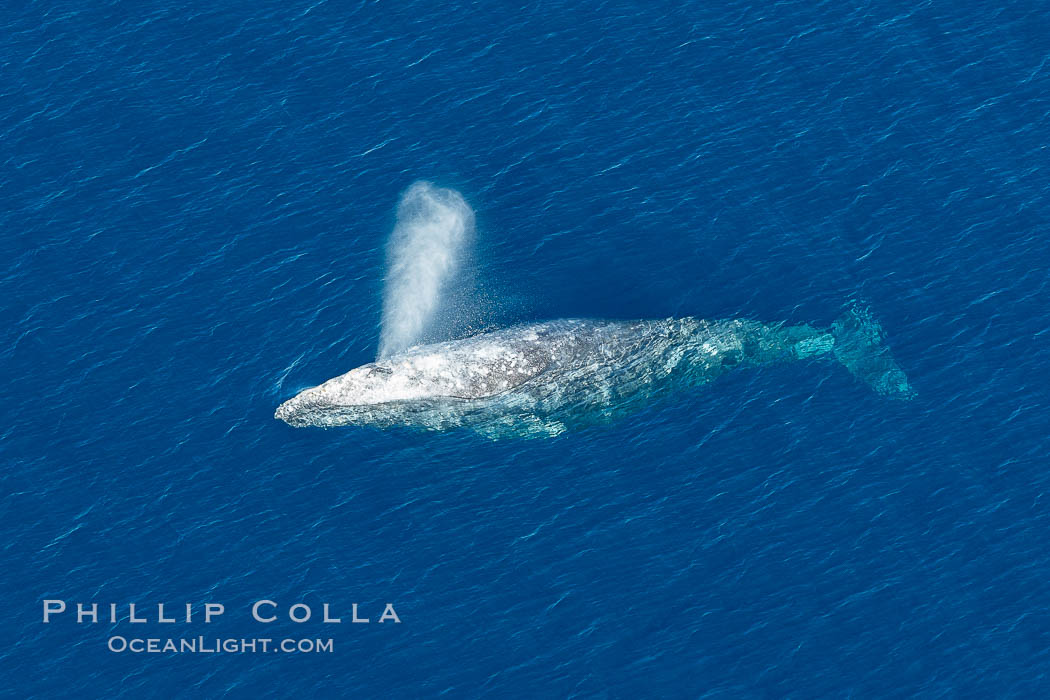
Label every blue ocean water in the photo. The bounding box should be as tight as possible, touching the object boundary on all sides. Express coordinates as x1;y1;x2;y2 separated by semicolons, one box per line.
4;0;1050;696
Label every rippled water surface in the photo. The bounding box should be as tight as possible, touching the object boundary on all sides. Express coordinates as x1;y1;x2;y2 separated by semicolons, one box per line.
4;1;1050;696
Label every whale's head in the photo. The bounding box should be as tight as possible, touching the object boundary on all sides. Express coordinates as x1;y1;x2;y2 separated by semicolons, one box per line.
275;360;441;428
274;343;549;428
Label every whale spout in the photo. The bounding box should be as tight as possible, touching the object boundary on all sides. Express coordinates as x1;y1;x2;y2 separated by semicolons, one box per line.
378;182;475;359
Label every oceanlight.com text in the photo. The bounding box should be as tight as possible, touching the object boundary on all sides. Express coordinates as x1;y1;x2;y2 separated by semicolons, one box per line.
107;636;334;654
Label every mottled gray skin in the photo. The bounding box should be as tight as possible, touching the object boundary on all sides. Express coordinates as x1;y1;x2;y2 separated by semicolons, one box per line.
275;311;910;438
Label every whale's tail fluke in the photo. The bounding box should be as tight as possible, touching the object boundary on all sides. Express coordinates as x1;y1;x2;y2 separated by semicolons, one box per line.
830;305;914;399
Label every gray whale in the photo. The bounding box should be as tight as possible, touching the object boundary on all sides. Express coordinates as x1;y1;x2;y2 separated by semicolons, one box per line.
275;306;912;438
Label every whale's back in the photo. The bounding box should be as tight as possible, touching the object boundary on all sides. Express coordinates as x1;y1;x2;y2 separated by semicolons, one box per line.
383;329;555;400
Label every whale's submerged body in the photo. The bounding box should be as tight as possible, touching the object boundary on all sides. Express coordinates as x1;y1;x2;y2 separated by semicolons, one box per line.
275;307;912;438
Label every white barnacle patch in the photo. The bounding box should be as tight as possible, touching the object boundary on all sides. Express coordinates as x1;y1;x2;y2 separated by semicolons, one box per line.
413;353;447;372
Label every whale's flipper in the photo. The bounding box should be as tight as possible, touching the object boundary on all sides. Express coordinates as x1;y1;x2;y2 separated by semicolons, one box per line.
831;305;914;398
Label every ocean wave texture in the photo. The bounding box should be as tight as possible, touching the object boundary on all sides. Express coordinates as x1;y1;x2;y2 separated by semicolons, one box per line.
3;0;1050;697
